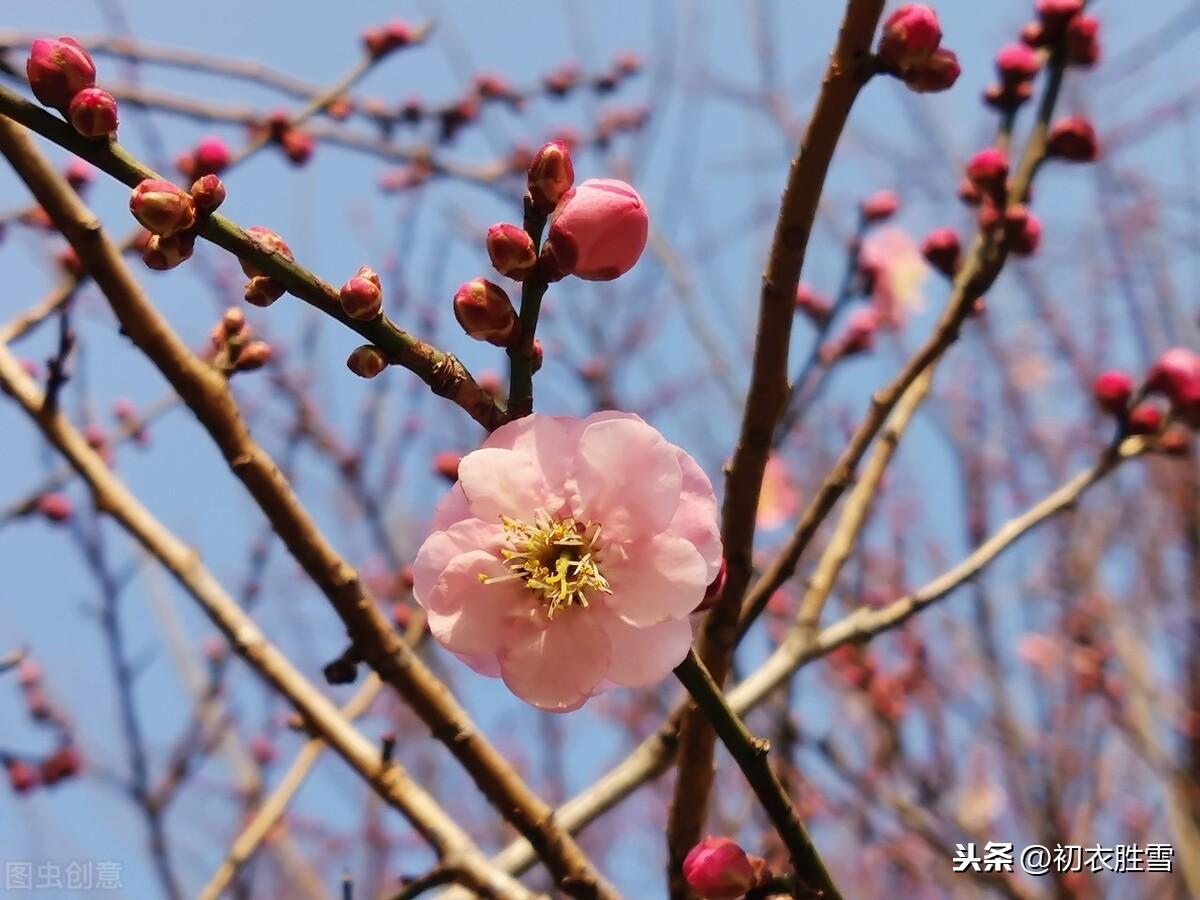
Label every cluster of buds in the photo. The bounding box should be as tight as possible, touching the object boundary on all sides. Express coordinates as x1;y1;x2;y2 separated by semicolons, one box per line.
876;5;960;94
682;837;768;900
26;37;119;139
1023;0;1100;67
259;112;315;166
207;307;273;374
961;148;1043;256
1093;347;1200;446
986;43;1041;109
239;226;293;306
176;136;232;179
129;174;226;271
4;660;83;794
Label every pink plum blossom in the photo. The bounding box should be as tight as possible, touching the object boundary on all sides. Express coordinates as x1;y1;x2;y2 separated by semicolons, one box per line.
682;837;765;899
859;227;928;329
413;412;721;712
541;179;649;281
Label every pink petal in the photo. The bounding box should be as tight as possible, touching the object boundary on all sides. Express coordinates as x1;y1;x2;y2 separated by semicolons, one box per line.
481;414;574;515
431;483;470;532
603;533;708;626
458;447;552;522
412;519;504;605
595;609;692;687
668;450;723;581
499;609;610;712
573;418;682;541
426;550;533;660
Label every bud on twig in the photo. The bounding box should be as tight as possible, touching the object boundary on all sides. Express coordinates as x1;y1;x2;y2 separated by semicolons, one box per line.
190;174;227;213
68;88;119;139
453;278;518;346
527;140;575;213
26;38;96;111
142;233;195;271
339;266;383;321
486;224;538;281
347;345;389;379
130;179;197;238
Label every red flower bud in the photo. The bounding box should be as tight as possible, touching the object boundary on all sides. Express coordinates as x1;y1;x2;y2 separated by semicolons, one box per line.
682;837;764;900
1092;370;1133;415
39;747;82;786
192;136;231;175
966;147;1009;197
433;452;462;482
26;38;96;111
1127;404;1163;436
544;63;581;96
794;284;832;325
486;223;538;281
35;493;72;523
996;43;1041;85
878;5;942;71
279;128;315;166
130;179;197;238
453;278;518;346
920;227;961;276
1146;348;1200;417
839;308;879;357
1037;0;1084;32
527;140;575;213
346;345;389;379
142;233;195;271
190;174;227;213
57;246;84;277
249;736;276;766
235;341;273;372
901;48;961;93
1066;15;1100;67
6;759;39;795
244;276;286;308
240;227;294;278
64;159;94;189
541;179;648;281
16;661;42;688
530;338;544;374
340;265;383;320
1047;117;1098;162
68;87;119;139
1005;205;1042;256
363;20;415;59
1021;22;1047;48
862;189;899;223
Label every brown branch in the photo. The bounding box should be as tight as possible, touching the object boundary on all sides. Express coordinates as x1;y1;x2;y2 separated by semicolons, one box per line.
0;115;615;900
666;2;886;890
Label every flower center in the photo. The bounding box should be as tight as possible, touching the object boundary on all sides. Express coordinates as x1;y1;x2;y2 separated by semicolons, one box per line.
480;511;611;616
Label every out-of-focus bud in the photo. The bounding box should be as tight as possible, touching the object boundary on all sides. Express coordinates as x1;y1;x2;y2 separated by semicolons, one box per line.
130;179;197;238
920;227;961;276
346;345;389;379
39;747;82;786
957;178;982;207
278;128;315;166
543;62;581;96
1037;0;1084;32
682;837;764;900
902;48;960;93
530;338;544;374
190;174;227;213
861;189;899;224
985;81;1034;111
68;87;119;139
1127;404;1163;436
244;276;286;308
694;559;727;613
1092;370;1133;415
1047;117;1098;162
453;278;518;346
1066;15;1100;67
235;341;273;372
839;307;879;357
486;223;538;281
249;736;276;767
1005;205;1041;256
83;424;111;464
877;5;942;71
1021;22;1047;48
64;159;94;190
16;661;42;688
1146;347;1200;421
1159;430;1193;456
35;493;72;524
794;284;832;325
527;140;575;214
966;147;1009;197
222;307;247;338
240;227;294;278
478;370;504;398
433;452;462;482
363;20;415;59
996;43;1041;86
26;38;96;111
5;759;39;795
192;136;231;175
57;246;84;277
540;179;648;281
339;265;383;320
142;233;195;271
474;72;515;102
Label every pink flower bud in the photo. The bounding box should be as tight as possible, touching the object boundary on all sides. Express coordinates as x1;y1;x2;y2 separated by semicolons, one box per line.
57;246;84;277
244;276;286;308
249;735;276;766
474;72;514;101
543;63;581;96
1146;348;1200;415
878;5;942;71
996;43;1041;85
64;159;94;189
682;837;763;900
190;174;227;212
1093;371;1133;415
130;179;197;238
240;227;294;278
363;20;415;59
840;307;879;356
26;38;96;111
541;179;648;281
235;341;273;372
16;660;42;688
486;223;538;281
68;87;119;139
794;284;832;325
36;493;73;523
339;265;383;320
40;747;82;786
920;227;961;276
1047;118;1098;162
433;452;462;482
1005;205;1041;256
1066;15;1100;67
862;189;899;223
6;759;39;794
223;308;247;338
1037;0;1084;31
901;48;960;94
280;128;315;166
347;345;389;379
966;147;1009;197
453;278;518;346
527;140;575;214
142;233;195;271
1127;404;1163;436
192;136;231;175
1021;22;1047;48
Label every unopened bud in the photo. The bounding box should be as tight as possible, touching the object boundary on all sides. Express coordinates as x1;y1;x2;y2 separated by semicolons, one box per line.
861;189;899;223
244;276;285;308
26;38;96;111
1146;347;1200;421
527;140;575;213
694;559;727;613
64;159;94;190
901;48;960;93
39;747;82;786
130;179;196;238
142;233;195;271
996;43;1040;86
1092;370;1133;416
363;20;415;59
222;307;247;338
1066;15;1100;67
5;759;39;795
794;284;832;325
346;345;389;379
1037;0;1084;32
878;5;942;71
486;223;538;281
1047;117;1098;162
1127;404;1163;436
190;174;227;212
249;736;277;767
966;148;1009;197
682;837;764;900
240;227;294;278
339;266;383;320
453;278;518;346
192;137;231;175
1005;205;1041;256
68;87;119;139
920;227;961;276
235;341;273;372
280;128;315;166
433;452;462;482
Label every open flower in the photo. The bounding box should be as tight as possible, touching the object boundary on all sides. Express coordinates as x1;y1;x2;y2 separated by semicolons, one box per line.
414;412;721;712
